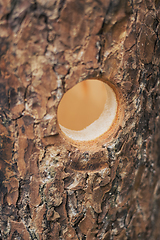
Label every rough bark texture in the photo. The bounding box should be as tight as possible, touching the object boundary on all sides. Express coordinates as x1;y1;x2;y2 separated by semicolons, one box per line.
0;0;160;239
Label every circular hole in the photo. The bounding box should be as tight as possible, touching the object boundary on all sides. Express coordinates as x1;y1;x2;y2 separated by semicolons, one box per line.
57;79;118;142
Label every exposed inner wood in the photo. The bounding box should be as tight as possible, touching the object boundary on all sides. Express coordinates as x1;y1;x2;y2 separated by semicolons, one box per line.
58;79;117;141
57;80;107;130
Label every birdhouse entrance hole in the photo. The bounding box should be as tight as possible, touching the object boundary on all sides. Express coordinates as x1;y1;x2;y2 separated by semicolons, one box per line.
57;79;119;142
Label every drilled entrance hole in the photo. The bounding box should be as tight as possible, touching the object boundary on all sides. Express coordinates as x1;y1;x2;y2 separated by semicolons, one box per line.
57;79;118;141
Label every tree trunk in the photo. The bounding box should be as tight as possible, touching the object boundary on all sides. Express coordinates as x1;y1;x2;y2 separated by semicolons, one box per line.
0;0;160;239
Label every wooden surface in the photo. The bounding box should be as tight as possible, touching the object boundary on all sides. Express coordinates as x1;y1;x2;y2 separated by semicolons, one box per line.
0;0;160;239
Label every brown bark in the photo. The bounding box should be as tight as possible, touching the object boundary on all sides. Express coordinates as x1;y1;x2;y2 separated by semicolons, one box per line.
0;0;160;239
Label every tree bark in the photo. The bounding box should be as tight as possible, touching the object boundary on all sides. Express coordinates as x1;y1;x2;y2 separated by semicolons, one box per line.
0;0;160;239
